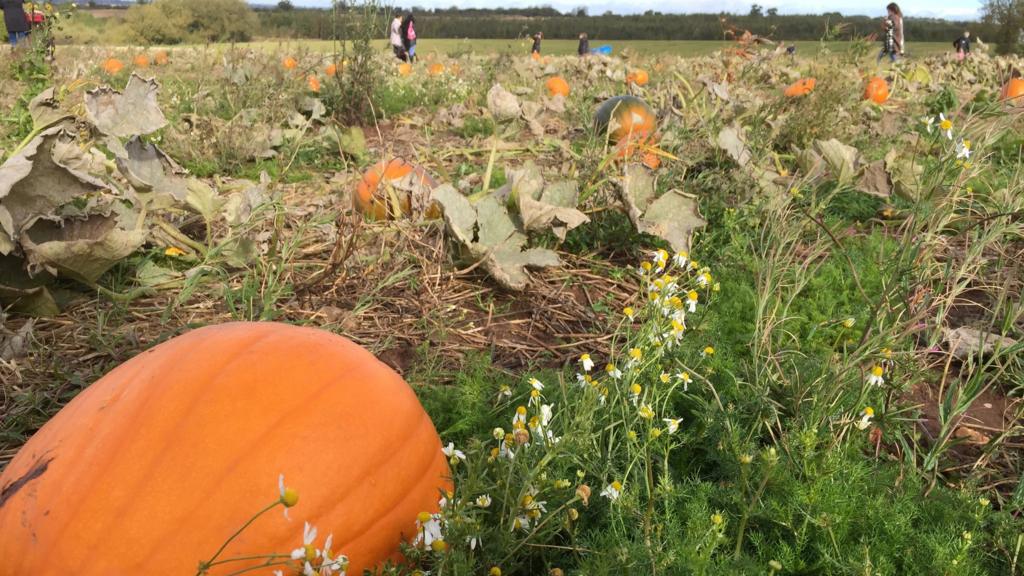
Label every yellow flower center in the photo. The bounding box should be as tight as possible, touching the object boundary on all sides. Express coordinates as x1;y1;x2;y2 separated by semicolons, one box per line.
629;348;642;360
864;407;875;416
660;373;670;383
611;481;623;491
688;290;698;302
704;346;715;355
431;539;448;553
490;568;503;576
630;383;642;395
417;511;432;523
516;406;527;415
940;119;952;131
871;365;884;377
623;306;635;317
280;487;299;508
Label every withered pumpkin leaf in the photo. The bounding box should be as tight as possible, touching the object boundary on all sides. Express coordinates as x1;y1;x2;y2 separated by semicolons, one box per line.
21;216;147;284
85;74;168;138
116;137;188;207
637;189;706;253
619;163;658;227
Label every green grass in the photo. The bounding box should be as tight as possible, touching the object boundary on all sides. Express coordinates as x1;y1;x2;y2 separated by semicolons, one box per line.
132;38;958;59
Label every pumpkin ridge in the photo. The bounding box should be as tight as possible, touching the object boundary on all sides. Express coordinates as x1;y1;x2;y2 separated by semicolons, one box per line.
48;326;282;560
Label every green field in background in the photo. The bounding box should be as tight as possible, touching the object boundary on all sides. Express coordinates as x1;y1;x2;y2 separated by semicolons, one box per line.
221;38;957;59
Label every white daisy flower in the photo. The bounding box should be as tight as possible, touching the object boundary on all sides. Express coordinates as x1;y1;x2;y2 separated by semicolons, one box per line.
579;354;594;372
664;418;682;434
601;481;623;501
856;407;875;430
867;365;885;386
442;442;466;463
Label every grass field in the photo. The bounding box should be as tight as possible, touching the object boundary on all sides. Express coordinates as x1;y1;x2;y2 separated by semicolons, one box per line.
192;38;958;59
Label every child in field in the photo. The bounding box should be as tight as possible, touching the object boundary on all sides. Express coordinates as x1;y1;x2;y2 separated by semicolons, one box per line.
877;18;899;63
531;32;542;55
953;30;971;61
402;13;417;63
578;32;589;56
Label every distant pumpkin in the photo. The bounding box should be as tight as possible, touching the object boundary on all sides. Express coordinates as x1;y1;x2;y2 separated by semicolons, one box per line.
0;322;452;576
307;75;321;92
1000;77;1024;103
428;63;445;76
133;54;149;68
545;76;570;98
325;62;338;77
399;62;413;76
627;69;649;86
101;58;124;74
784;77;816;97
864;76;889;104
531;51;541;61
283;56;298;70
355;158;440;220
153;51;169;66
595;95;657;144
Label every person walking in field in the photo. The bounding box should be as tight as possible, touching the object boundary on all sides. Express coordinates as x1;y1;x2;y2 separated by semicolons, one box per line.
531;32;542;55
401;13;417;63
578;32;589;56
877;17;899;63
887;3;905;56
953;30;971;61
389;13;406;61
2;0;29;47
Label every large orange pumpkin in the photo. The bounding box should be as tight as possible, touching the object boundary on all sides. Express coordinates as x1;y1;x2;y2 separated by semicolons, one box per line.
0;322;451;576
133;54;150;68
784;77;816;97
864;76;889;104
594;95;657;144
1000;77;1024;103
398;62;413;76
545;76;570;98
428;63;445;76
355;158;440;220
627;69;649;86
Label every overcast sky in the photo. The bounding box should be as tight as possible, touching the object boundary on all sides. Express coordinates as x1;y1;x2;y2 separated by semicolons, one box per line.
289;0;985;20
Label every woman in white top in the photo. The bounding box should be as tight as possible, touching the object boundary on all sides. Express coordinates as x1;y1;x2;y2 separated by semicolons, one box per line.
390;15;406;61
886;3;904;56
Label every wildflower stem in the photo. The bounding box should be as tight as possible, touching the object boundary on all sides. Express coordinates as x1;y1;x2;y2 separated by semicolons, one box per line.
733;467;773;560
196;500;280;574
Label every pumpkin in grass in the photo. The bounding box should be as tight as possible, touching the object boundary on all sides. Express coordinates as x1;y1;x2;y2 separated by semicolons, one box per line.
626;69;649;86
0;322;451;576
398;62;413;76
283;56;298;70
594;95;657;144
428;63;445;76
133;54;149;68
784;77;816;97
545;76;570;98
355;158;440;220
864;76;889;104
1000;77;1024;102
101;58;124;74
325;62;338;77
153;50;169;66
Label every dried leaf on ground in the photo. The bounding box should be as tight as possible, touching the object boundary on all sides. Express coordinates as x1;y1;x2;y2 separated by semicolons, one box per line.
85;74;168;138
637;189;706;253
620;163;658;226
943;326;1019;359
857;160;892;198
0;317;34;360
28;88;72;130
116;137;188;207
487;83;522;121
717;125;752;167
21;216;147;284
0;127;108;254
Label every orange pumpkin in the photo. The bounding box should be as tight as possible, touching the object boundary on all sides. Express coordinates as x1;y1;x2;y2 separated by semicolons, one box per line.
545;76;570;98
784;77;816;97
153;50;169;66
398;62;413;76
325;63;338;77
627;69;650;86
428;63;445;76
283;56;298;70
307;75;321;92
0;322;451;575
864;76;889;104
594;95;657;144
1000;77;1024;102
642;151;662;170
101;58;124;74
133;54;149;68
355;159;440;220
531;51;541;61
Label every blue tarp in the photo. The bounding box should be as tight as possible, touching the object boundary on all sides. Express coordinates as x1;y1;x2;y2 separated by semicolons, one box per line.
592;45;613;55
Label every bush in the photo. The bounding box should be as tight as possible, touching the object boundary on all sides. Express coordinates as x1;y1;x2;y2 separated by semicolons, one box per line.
123;0;257;45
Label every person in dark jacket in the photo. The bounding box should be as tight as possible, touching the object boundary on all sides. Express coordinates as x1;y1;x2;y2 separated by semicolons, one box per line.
953;30;971;61
531;32;542;55
578;32;589;56
3;0;29;47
